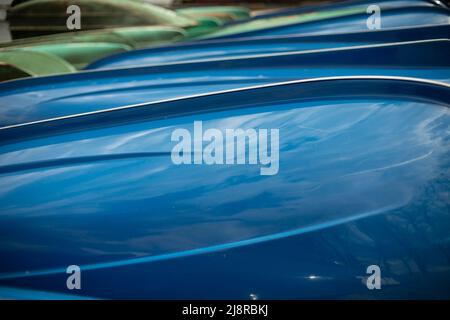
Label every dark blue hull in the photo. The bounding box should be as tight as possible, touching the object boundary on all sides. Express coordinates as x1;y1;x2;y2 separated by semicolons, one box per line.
0;76;449;299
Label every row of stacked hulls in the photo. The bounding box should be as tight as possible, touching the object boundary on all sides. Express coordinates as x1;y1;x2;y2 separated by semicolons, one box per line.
0;0;449;299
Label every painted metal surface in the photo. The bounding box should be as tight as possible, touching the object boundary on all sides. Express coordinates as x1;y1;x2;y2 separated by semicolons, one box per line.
87;24;450;70
0;76;449;299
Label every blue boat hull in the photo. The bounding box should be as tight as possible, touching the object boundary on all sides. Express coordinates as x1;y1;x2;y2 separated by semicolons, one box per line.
0;76;449;299
1;40;449;128
0;0;449;299
205;6;450;39
87;24;450;70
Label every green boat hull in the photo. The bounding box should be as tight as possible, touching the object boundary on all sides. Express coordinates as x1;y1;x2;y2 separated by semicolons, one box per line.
176;6;251;23
20;42;132;69
0;62;32;82
0;22;203;79
7;0;197;38
0;49;76;81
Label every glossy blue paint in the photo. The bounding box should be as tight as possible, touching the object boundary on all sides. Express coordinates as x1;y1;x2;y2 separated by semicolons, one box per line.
235;0;446;22
0;39;449;129
87;24;450;70
0;77;449;299
206;6;450;39
1;0;450;298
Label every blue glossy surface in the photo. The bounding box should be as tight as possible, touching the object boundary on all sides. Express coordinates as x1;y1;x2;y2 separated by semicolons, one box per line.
237;0;445;21
0;77;449;299
1;40;449;128
1;0;450;297
87;24;450;69
206;6;450;39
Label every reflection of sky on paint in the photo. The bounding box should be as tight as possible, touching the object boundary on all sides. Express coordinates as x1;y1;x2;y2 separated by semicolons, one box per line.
94;43;369;69
3;69;449;127
1;43;450;127
0;99;449;272
242;11;450;37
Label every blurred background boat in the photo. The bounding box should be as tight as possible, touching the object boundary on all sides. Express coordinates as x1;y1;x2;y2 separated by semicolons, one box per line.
0;0;448;80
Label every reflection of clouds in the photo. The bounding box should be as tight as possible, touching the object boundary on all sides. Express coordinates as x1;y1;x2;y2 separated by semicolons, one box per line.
103;128;166;152
0;137;97;165
0;165;101;217
0;99;448;263
0;75;269;127
67;161;173;202
0;166;84;197
341;150;433;177
0;126;174;166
